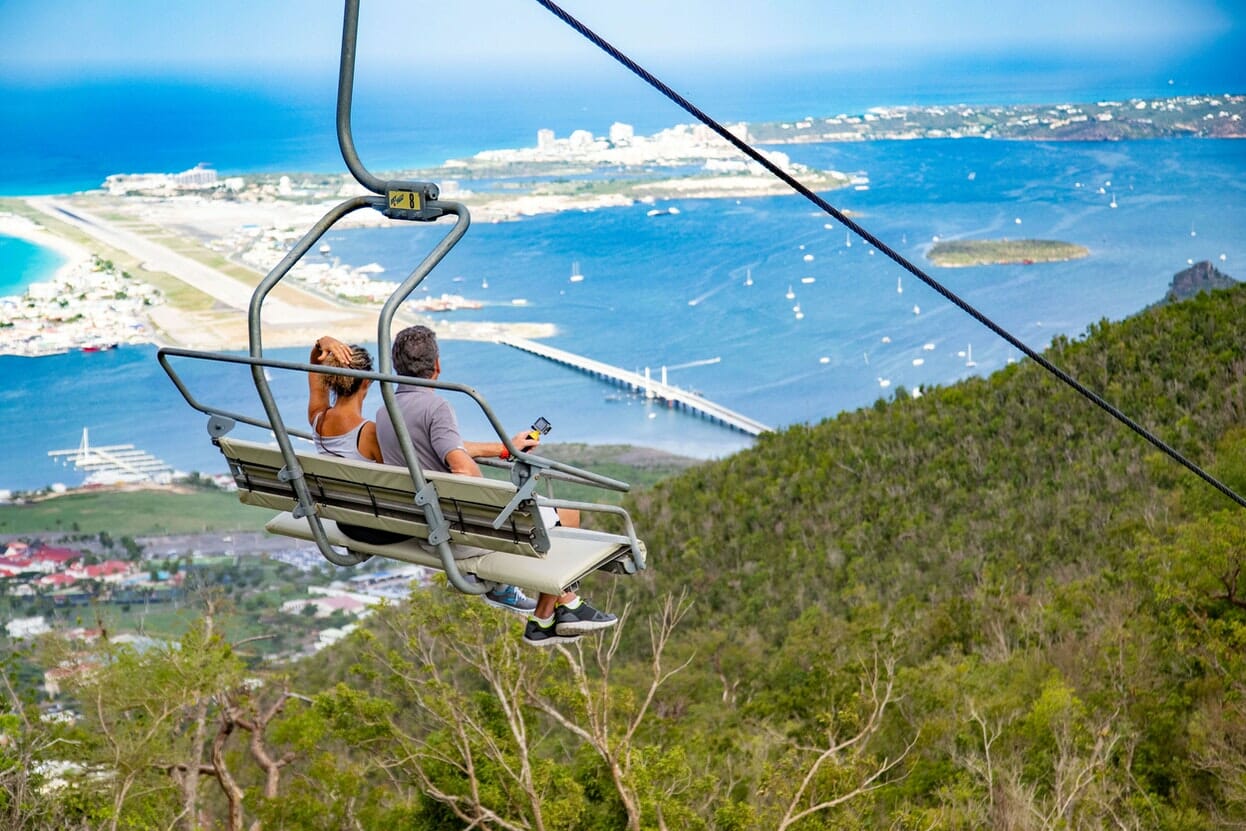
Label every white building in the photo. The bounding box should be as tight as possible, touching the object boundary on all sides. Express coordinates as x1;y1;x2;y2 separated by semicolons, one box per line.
568;129;595;149
174;164;217;188
536;128;555;150
6;616;51;640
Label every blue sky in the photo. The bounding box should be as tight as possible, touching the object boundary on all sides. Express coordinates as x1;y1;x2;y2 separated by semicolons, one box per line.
1;0;1241;80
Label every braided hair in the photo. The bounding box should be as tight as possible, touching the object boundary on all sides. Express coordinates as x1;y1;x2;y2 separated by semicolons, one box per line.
322;344;373;398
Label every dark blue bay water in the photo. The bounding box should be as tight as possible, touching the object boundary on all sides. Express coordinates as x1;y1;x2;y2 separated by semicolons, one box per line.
2;54;1244;491
4;137;1243;491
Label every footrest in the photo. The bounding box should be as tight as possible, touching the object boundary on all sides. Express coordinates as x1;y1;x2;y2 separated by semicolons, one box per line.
265;512;641;597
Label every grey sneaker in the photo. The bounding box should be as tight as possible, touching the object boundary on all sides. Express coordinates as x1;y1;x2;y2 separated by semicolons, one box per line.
523;617;579;647
554;598;617;636
484;584;537;614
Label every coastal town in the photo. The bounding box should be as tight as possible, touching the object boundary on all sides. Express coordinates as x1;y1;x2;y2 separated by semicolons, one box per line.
1;528;438;681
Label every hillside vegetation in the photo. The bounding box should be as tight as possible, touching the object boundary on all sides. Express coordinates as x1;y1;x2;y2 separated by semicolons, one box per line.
9;284;1246;830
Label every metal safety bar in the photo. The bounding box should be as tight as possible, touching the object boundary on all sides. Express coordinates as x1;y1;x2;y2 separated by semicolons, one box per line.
157;348;633;496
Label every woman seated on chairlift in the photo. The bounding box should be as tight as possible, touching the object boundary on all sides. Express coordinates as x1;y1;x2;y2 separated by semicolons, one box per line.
308;335;383;463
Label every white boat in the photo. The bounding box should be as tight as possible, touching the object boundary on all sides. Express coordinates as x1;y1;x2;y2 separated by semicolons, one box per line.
803;253;814;262
1109;193;1118;209
845;232;852;248
319;243;331;254
785;285;795;300
966;343;977;368
511;298;528;306
897;277;903;294
481;278;489;289
646;206;680;217
792;303;801;314
912;358;925;366
569;261;584;283
800;276;816;284
913;304;921;315
744;268;753;287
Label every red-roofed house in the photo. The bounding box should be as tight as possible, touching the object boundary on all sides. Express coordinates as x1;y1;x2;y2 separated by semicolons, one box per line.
37;573;78;588
32;547;83;568
68;561;133;584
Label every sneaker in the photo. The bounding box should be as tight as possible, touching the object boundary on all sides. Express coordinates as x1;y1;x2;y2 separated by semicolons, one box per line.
483;584;537;614
554;598;618;636
523;617;579;647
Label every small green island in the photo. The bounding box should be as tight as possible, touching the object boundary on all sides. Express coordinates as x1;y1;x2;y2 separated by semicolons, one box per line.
927;238;1090;267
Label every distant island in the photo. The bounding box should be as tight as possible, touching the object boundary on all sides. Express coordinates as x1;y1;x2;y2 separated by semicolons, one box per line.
927;239;1090;267
748;94;1246;143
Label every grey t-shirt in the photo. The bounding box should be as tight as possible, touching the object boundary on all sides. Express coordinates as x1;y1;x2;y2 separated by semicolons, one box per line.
374;386;465;473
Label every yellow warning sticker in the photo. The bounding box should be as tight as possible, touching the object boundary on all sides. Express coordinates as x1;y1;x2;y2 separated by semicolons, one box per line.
388;190;421;211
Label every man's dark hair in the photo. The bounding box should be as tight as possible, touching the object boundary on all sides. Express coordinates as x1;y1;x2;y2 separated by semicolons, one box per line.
392;325;438;378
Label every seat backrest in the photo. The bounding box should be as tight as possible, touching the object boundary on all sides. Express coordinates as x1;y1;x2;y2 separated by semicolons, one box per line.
217;437;547;556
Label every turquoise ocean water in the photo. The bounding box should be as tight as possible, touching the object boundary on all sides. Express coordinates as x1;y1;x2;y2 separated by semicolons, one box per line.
3;58;1245;490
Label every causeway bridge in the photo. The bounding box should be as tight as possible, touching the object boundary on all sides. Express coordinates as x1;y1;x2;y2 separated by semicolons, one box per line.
495;336;770;437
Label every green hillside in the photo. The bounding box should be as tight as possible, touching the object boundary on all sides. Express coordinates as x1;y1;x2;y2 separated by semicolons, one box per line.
12;284;1246;830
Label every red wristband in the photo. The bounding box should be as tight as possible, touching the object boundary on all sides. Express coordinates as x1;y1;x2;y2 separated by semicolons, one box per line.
499;447;510;460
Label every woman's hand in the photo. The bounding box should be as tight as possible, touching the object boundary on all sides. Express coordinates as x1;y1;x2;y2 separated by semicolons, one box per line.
313;335;353;366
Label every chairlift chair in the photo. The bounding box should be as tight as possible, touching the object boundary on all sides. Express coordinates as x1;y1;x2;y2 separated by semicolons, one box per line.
158;0;647;597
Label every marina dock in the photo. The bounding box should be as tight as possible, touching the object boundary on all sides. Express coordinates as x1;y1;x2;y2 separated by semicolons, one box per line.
495;336;770;437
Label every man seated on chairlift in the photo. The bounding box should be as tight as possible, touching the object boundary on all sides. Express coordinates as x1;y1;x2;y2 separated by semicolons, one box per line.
375;324;617;647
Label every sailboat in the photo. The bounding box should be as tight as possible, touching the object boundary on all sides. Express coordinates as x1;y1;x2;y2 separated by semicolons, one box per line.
569;261;584;283
897;276;903;294
481;278;489;289
845;232;852;248
1109;192;1118;209
785;285;796;300
965;343;977;368
744;268;753;287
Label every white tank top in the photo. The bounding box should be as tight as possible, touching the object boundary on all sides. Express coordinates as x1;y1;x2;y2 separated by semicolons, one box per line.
312;414;370;462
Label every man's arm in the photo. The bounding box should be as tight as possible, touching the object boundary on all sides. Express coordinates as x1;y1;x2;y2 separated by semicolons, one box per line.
463;432;540;461
445;448;482;477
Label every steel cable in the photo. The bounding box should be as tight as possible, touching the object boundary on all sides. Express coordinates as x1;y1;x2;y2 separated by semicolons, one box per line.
534;0;1246;510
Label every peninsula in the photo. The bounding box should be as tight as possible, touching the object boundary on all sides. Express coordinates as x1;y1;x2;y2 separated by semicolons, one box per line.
927;239;1090;267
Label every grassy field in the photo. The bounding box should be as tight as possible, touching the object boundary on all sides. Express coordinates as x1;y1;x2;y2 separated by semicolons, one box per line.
0;488;272;536
927;238;1090;267
0;444;697;537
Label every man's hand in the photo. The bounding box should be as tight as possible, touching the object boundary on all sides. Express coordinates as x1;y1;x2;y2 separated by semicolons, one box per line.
511;431;540;453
